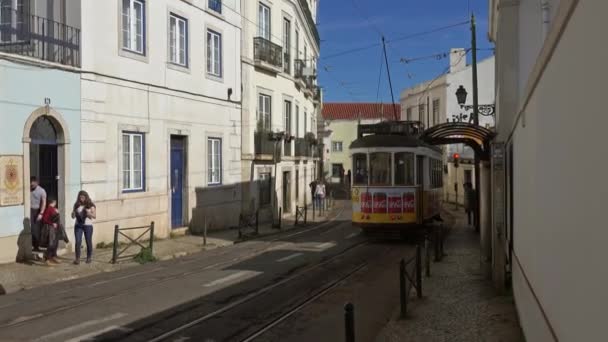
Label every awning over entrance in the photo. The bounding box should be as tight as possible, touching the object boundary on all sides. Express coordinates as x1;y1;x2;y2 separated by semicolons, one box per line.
419;122;495;160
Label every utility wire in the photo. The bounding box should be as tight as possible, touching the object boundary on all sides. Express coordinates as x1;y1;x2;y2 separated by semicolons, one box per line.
375;48;385;114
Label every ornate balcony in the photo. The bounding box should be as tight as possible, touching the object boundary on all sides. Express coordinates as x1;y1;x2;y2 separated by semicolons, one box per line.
254;37;283;73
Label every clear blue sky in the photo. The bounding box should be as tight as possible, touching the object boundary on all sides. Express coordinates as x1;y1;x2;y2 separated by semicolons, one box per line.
317;0;494;103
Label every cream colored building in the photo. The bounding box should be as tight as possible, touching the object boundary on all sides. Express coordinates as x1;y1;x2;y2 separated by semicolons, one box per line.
80;0;243;243
490;1;607;340
322;103;399;183
240;0;321;219
400;51;495;205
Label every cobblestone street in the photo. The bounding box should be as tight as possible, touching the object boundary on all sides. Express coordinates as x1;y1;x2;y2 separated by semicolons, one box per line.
376;209;524;342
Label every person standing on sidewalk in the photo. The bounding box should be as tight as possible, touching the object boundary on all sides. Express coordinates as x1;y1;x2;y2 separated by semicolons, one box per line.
71;191;96;265
464;182;476;226
41;198;61;265
30;177;47;252
309;179;317;209
315;180;326;215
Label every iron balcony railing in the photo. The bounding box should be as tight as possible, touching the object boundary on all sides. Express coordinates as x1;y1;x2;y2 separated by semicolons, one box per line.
295;138;311;157
294;59;305;81
254;37;282;69
208;0;222;14
254;130;275;156
0;8;80;67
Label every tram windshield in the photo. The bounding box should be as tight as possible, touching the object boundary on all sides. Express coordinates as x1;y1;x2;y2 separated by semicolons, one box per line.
370;152;391;186
353;153;368;185
395;152;415;186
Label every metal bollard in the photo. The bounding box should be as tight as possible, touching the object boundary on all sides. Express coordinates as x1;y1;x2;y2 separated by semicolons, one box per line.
295;206;299;226
400;259;407;318
416;245;422;298
238;214;243;239
425;237;431;277
112;224;119;264
304;204;308;224
149;221;155;253
255;210;259;235
344;302;355;342
278;207;282;229
203;217;207;246
434;227;441;262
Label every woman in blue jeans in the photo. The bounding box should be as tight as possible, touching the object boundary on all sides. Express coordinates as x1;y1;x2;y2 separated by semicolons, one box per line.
71;190;96;264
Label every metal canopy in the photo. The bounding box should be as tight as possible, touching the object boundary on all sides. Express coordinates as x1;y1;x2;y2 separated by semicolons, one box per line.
419;122;496;160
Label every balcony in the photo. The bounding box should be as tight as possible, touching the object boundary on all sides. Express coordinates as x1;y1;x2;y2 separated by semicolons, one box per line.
254;131;275;158
283;139;293;157
254;37;283;73
0;9;80;67
294;59;307;88
295;138;311;158
313;86;322;105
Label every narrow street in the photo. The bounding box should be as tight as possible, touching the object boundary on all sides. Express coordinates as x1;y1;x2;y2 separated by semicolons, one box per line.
0;205;417;342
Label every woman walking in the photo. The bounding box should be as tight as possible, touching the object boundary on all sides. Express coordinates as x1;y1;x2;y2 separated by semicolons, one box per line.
71;191;96;265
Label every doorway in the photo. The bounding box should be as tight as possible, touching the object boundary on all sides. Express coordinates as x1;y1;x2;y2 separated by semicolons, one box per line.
170;136;187;228
282;171;291;213
30;116;59;205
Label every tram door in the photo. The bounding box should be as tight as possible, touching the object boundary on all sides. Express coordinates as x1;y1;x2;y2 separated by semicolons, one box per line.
416;155;425;224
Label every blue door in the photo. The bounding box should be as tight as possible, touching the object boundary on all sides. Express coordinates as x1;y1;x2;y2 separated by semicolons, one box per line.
171;137;185;228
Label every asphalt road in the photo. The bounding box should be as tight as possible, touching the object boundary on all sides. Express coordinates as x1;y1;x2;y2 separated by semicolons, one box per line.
0;205;417;342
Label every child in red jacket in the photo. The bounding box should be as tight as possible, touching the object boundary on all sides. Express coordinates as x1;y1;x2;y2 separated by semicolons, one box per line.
41;198;60;265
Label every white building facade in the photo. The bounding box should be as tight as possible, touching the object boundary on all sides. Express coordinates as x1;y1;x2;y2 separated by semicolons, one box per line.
240;0;321;220
490;0;607;340
80;0;243;242
400;51;495;205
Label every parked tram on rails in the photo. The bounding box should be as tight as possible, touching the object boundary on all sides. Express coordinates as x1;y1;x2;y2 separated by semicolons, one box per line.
350;121;443;235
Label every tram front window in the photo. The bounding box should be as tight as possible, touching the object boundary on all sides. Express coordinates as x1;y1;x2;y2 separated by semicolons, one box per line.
370;152;391;186
353;153;368;185
395;152;415;186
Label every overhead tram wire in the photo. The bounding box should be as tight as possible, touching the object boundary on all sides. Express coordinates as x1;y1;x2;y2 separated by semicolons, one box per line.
320;21;470;61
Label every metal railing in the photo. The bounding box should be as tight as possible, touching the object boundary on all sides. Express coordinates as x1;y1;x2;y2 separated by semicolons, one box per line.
0;8;80;67
294;59;305;81
254;37;282;69
284;52;290;73
254;130;275;155
111;222;155;264
294;138;310;157
237;210;259;239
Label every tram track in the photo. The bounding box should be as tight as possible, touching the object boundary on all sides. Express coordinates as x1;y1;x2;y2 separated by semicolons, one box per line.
0;206;349;329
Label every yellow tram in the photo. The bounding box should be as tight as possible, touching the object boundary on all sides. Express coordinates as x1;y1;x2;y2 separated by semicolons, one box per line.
350;122;443;233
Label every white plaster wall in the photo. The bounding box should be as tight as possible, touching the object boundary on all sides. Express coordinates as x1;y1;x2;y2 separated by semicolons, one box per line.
504;1;608;340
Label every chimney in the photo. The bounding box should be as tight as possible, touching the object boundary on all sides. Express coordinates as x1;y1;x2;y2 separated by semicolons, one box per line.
449;48;467;73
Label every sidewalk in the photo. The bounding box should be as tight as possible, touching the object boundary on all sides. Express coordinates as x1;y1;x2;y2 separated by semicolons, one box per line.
376;208;524;342
0;202;342;295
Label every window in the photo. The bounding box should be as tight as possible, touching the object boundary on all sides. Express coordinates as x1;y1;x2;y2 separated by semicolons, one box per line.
370;152;391;186
0;0;27;43
206;29;222;76
432;99;440;126
208;138;222;185
169;13;187;66
284;100;292;135
304;110;307;133
122;132;144;191
283;18;291;74
429;159;443;188
406;107;412;121
258;3;270;39
353;153;368;185
418;104;426;125
295;29;300;58
259;172;271;205
395;152;415;186
332;164;343;178
208;0;221;14
331;141;343;152
122;0;145;54
257;94;271;131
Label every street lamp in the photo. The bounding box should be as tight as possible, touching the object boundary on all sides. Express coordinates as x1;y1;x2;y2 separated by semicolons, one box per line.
456;85;468;106
452;85;496;123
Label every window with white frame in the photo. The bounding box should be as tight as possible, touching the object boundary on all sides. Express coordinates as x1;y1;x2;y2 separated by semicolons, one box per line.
295;105;300;137
283;18;291;74
121;0;145;54
207;138;222;185
0;0;27;43
169;13;187;66
258;3;270;39
206;29;222;76
331;141;343;152
257;94;271;131
284;100;292;135
122;132;144;191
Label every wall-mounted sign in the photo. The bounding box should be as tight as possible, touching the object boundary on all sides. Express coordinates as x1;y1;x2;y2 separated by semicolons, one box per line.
0;155;24;206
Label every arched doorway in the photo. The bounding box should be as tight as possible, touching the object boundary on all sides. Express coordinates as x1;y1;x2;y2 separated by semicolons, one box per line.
30;116;59;202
